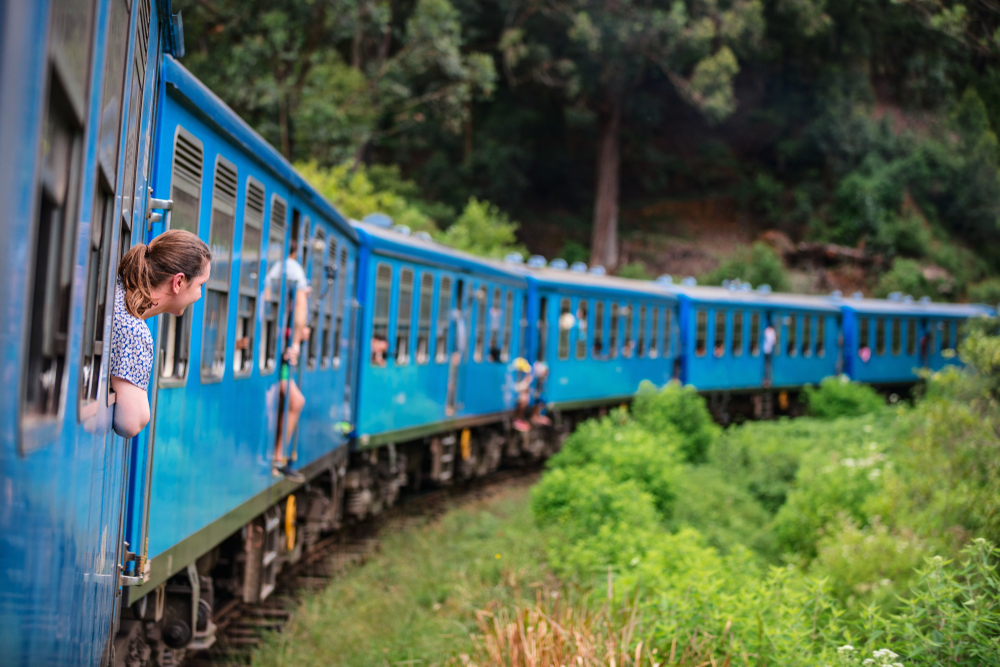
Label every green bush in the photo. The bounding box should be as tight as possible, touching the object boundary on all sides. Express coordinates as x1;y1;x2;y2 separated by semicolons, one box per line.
616;261;652;280
437;197;527;259
701;241;790;292
803;376;885;419
874;257;940;299
968;277;1000;306
631;381;720;463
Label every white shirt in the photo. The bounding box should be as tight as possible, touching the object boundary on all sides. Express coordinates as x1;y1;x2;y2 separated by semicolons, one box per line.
763;326;777;355
266;257;309;293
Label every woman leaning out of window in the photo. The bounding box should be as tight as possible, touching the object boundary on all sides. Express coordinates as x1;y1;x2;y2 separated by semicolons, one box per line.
111;229;211;437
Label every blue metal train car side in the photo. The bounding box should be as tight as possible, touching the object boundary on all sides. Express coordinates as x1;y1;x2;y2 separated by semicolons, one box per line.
352;222;529;447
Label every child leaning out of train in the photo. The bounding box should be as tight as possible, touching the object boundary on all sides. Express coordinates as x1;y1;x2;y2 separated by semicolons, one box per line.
511;357;533;432
111;230;211;438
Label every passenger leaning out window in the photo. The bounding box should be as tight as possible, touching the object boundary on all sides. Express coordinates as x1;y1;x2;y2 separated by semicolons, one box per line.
112;230;211;438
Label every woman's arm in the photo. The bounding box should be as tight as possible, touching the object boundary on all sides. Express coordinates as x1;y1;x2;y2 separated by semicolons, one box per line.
111;376;150;438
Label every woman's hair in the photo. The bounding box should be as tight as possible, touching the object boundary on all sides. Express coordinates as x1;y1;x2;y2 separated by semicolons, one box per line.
118;229;211;317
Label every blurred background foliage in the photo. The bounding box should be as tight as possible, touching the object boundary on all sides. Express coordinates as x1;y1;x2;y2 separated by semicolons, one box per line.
176;0;1000;297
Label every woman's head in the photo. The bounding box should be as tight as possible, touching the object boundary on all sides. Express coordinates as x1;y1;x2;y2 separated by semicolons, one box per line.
119;229;211;318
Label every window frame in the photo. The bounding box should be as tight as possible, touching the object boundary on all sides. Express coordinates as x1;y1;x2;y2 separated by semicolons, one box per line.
233;176;265;378
713;310;726;358
891;318;902;356
816;316;826;358
395;266;414;365
557;297;572;361
200;155;239;383
435;275;452;363
371;262;392;366
802;316;812;358
259;194;286;376
502;290;513;362
876;318;886;356
786;314;798;357
415;272;434;365
906;319;917;356
749;311;760;356
695;310;708;357
608;302;620;359
637;305;647;358
306;227;327;371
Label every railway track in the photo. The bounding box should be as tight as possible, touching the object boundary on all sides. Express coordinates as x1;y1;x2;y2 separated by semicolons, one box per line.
184;467;542;666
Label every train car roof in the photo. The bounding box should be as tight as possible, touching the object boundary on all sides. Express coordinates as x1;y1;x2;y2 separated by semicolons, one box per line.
662;283;842;312
503;264;679;301
162;56;357;241
839;296;993;318
352;221;529;285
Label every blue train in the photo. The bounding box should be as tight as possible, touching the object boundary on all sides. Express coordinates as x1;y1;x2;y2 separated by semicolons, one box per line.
0;2;993;666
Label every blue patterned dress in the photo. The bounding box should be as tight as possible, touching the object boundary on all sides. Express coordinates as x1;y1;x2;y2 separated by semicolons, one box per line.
109;277;155;390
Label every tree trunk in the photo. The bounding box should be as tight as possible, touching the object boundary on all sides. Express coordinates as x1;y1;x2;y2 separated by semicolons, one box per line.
589;99;621;271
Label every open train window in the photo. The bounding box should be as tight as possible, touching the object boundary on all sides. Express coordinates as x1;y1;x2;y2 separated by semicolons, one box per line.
320;239;337;369
502;291;513;362
664;309;672;358
473;284;487;362
875;318;886;356
891;319;902;356
637;306;647;358
802;316;812;358
416;273;433;364
577;300;590;360
557;298;572;360
906;319;917;356
712;311;726;358
858;317;870;356
332;247;348;368
537;297;548;362
260;196;286;374
306;228;327;370
695;310;707;357
489;288;502;362
816;317;826;358
732;310;744;357
785;315;797;357
396;268;414;365
160;129;205;383
435;276;452;363
372;263;392;366
235;178;265;376
940;320;952;352
749;312;760;356
608;303;620;358
648;307;659;359
201;157;238;381
621;305;634;358
593;302;605;358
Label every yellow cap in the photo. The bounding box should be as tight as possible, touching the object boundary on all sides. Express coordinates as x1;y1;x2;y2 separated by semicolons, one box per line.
514;357;531;373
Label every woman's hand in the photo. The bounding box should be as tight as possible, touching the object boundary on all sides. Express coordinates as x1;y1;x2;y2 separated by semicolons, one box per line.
111;376;150;438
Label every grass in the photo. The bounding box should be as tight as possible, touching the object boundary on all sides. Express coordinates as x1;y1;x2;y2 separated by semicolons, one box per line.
253;482;550;667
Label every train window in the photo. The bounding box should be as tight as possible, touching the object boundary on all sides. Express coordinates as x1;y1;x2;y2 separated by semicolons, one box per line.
234;179;265;376
711;311;725;358
749;312;760;356
609;303;620;358
786;315;797;357
859;317;870;355
97;0;130;185
502;291;513;362
372;263;392;366
802;316;812;357
519;294;529;358
891;319;902;356
593;302;605;358
332;246;348;368
200;158;238;381
664;309;672;358
537;297;549;362
732;310;744;357
306;228;327;370
260;196;286;374
874;318;885;356
558;298;572;360
473;284;487;362
816;317;826;358
695;310;707;357
488;287;502;361
416;273;434;364
160;129;205;382
119;0;151;227
320;239;337;369
435;276;452;363
621;305;634;358
396;268;414;365
940;320;952;351
575;301;588;360
637;306;647;358
906;319;917;356
80;191;115;411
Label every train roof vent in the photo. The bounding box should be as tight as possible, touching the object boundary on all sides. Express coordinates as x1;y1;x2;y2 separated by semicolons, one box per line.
682;276;697;287
828;290;843;301
413;231;432;242
504;252;524;264
589;265;607;276
656;274;673;285
903;294;914;303
739;282;753;292
527;255;547;268
755;283;771;294
549;258;568;270
919;296;932;304
392;225;411;236
887;291;903;302
363;212;393;228
851;291;864;300
569;261;588;273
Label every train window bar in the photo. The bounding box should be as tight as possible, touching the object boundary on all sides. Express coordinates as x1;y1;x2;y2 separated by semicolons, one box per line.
372;263;392;366
502;290;513;362
576;300;590;360
695;310;707;357
200;156;238;382
396;268;414;365
608;303;619;359
891;318;902;356
875;318;886;356
234;178;265;377
260;195;287;375
306;227;326;370
786;314;798;357
435;276;452;363
802;316;812;358
415;273;433;364
593;301;605;359
816;316;826;358
749;311;760;356
320;238;337;369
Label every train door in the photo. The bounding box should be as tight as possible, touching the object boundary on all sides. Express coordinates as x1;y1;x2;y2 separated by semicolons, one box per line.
445;278;469;415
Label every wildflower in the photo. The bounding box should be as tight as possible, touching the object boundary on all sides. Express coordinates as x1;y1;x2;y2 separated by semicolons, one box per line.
838;645;855;654
863;660;875;666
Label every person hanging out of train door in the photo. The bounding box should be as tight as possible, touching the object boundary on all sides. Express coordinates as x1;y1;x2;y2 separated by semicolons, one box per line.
762;317;776;388
265;237;311;482
112;230;211;437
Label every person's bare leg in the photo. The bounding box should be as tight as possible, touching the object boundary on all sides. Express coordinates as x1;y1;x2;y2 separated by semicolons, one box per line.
284;378;305;446
275;380;288;462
